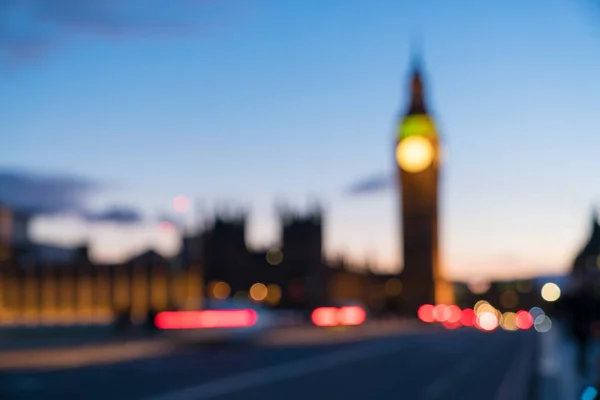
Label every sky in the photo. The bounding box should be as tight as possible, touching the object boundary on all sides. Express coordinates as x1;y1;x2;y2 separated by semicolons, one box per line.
2;0;600;281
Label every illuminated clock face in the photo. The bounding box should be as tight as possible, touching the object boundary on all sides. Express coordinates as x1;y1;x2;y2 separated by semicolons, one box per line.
396;136;434;173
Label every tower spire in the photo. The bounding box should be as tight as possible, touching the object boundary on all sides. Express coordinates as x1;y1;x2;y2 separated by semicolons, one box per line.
409;33;423;72
406;36;427;116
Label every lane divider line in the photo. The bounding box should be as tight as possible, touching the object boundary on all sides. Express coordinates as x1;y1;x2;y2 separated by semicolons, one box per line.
144;338;418;400
422;334;503;399
494;333;536;400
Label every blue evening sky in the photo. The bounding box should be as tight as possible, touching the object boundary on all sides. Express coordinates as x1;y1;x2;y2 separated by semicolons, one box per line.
2;0;600;280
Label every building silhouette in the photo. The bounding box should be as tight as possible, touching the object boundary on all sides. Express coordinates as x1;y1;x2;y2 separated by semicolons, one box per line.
196;205;328;310
280;205;328;308
395;57;454;315
572;209;600;289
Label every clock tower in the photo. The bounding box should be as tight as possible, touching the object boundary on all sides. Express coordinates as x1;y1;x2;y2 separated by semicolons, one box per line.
396;57;454;315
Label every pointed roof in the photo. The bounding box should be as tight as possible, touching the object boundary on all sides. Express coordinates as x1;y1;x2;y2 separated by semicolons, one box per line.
572;208;600;271
587;206;600;243
409;36;424;89
405;43;428;116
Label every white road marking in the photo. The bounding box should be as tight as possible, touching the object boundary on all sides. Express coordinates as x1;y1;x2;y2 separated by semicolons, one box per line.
144;338;416;400
0;340;175;371
539;326;559;377
494;334;535;400
422;337;496;399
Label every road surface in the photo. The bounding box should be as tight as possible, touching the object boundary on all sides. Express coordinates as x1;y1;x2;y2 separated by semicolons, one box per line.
0;327;537;400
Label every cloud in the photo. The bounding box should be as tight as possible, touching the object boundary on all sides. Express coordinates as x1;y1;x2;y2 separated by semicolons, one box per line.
0;0;244;63
0;168;144;225
84;206;144;224
346;173;395;196
38;0;194;35
0;168;99;215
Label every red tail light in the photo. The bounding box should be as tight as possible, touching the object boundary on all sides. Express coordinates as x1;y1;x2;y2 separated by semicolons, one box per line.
154;309;258;330
515;310;534;330
312;306;366;327
443;321;461;330
337;306;366;326
418;304;435;322
460;309;475;327
311;307;338;327
447;305;462;323
433;304;450;322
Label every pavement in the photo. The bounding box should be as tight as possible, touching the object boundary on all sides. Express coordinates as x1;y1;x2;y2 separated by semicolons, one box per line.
0;323;537;400
536;321;600;400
